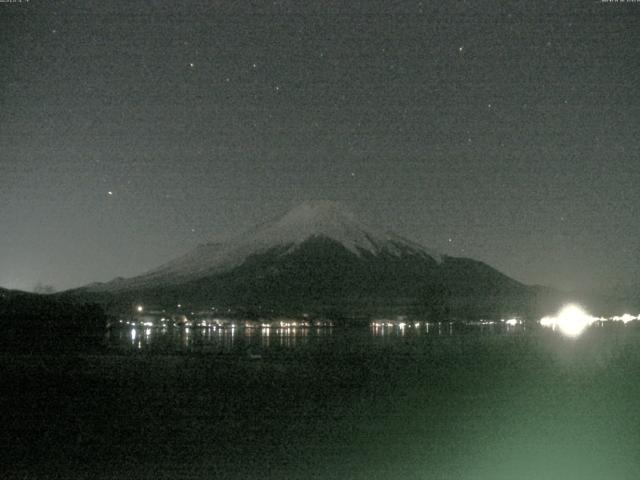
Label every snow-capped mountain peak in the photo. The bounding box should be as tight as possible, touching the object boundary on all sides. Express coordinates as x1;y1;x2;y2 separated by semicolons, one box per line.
246;201;392;255
243;201;439;258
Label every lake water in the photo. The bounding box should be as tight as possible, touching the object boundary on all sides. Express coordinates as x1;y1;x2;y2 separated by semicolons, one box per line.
3;321;640;479
105;321;528;353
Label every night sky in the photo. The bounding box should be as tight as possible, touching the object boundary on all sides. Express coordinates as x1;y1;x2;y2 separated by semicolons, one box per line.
1;0;639;293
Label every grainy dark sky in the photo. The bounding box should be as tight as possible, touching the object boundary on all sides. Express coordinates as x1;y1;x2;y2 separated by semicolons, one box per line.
1;0;639;292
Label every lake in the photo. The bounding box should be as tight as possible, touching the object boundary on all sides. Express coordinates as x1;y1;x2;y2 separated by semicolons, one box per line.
104;321;527;353
2;320;640;479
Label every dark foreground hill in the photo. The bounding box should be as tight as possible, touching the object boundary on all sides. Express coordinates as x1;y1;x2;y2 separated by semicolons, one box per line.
0;288;107;351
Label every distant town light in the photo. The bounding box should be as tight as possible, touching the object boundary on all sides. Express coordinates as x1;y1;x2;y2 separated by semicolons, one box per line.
540;316;554;328
620;313;635;324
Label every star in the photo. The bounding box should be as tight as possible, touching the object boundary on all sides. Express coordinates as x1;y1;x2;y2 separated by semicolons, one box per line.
252;63;257;69
458;46;464;53
274;85;281;91
189;62;195;68
107;191;113;196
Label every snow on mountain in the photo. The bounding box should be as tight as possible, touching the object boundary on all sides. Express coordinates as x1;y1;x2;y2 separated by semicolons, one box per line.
90;201;442;291
238;201;441;259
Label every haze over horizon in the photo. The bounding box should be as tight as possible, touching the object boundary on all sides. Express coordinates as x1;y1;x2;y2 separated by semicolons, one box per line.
2;1;639;293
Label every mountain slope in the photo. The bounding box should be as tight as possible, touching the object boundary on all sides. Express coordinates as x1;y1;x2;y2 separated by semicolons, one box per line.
152;236;529;314
68;201;543;318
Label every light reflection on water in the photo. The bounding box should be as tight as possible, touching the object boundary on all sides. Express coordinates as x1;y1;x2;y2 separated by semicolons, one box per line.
107;321;532;353
108;325;325;352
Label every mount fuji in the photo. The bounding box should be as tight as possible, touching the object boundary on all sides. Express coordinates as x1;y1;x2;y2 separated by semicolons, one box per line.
69;201;546;318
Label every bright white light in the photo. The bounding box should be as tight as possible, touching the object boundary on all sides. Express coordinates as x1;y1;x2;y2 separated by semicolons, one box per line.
539;304;596;337
505;318;518;326
136;305;143;313
620;314;635;324
539;316;554;328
